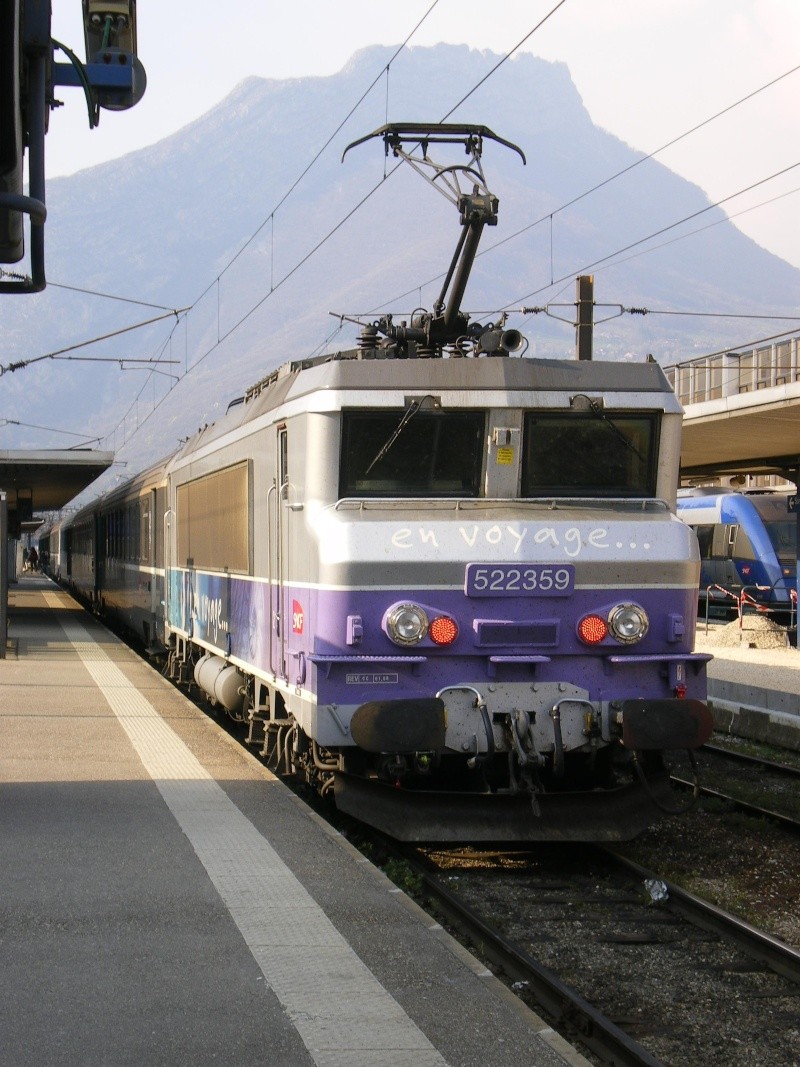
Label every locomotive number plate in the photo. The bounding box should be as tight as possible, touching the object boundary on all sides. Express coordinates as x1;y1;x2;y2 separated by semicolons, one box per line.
465;563;575;597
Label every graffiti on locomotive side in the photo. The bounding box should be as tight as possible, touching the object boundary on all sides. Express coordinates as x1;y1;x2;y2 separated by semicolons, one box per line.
196;592;228;642
171;570;230;646
390;524;618;557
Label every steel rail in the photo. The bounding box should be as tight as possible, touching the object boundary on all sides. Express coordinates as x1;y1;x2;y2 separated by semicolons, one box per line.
703;742;800;778
671;776;800;836
600;848;800;985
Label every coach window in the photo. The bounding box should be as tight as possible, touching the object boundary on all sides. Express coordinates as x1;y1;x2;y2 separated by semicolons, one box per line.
521;411;659;497
340;409;485;497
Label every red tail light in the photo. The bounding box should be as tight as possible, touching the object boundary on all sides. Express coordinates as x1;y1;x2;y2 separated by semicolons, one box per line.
578;614;608;644
429;615;459;646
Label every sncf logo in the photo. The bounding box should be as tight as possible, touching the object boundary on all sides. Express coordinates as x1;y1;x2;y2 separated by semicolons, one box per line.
292;600;304;635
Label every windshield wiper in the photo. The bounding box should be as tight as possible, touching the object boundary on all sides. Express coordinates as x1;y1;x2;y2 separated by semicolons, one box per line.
571;393;646;463
364;395;436;475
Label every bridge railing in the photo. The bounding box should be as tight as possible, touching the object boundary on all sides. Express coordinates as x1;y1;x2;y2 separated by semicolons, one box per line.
665;334;800;406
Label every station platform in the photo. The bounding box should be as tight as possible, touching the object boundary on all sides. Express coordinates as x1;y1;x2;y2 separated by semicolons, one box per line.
0;575;587;1067
695;621;800;751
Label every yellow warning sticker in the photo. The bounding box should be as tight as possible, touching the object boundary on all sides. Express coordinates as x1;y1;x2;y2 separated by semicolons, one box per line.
496;447;514;465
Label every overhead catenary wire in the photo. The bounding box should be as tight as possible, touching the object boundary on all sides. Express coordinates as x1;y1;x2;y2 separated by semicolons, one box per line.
106;320;184;453
505;158;800;312
162;0;575;376
43;5;444;316
18;5;795;464
368;172;800;326
109;167;403;451
194;0;443;303
3;3;445;439
622;309;800;321
439;0;571;122
58;53;796;328
373;62;800;318
577;182;800;282
0;417;101;444
0;309;189;376
481;60;800;259
46;282;182;312
103;2;571;449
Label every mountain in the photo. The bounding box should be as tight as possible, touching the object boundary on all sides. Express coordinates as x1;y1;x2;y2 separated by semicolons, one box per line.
3;43;799;502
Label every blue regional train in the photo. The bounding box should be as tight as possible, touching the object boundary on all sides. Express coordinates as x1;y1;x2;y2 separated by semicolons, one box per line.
41;125;713;842
676;489;797;616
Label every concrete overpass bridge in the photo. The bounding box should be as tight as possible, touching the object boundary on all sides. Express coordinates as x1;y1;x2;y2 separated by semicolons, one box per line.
668;335;800;630
668;333;800;483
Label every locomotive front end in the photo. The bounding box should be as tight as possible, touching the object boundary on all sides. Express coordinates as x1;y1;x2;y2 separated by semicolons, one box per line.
304;358;713;842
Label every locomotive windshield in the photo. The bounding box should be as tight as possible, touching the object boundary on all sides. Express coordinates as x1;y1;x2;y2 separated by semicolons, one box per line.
340;409;485;497
521;412;659;497
764;519;797;562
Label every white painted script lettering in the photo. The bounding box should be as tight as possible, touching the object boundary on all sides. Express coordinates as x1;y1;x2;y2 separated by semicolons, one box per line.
196;594;227;642
391;528;413;549
507;527;527;554
390;523;620;558
533;528;560;548
419;528;440;548
564;528;582;557
458;525;479;548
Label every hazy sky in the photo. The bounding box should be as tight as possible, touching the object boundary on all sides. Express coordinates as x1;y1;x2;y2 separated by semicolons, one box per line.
46;0;800;270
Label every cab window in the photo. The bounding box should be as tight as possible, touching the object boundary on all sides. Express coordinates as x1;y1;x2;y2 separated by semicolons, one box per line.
522;412;659;497
340;409;485;497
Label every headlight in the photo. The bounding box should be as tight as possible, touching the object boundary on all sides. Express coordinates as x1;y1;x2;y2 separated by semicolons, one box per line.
385;603;429;646
608;603;649;644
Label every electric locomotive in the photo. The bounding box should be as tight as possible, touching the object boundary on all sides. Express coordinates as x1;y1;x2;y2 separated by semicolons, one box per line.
60;125;714;842
158;125;713;841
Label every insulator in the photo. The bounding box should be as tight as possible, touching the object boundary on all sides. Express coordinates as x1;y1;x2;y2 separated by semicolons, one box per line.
358;325;379;350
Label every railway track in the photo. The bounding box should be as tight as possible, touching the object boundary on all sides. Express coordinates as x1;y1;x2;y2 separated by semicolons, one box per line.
668;739;800;831
670;776;800;835
704;741;800;776
375;839;800;1067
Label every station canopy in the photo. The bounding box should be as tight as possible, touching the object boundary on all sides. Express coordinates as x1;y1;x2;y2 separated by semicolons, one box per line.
0;449;114;535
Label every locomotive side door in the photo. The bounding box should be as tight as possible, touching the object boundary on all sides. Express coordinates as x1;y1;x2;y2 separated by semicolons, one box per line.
271;425;289;682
